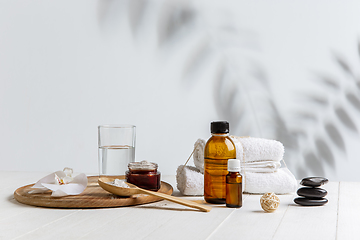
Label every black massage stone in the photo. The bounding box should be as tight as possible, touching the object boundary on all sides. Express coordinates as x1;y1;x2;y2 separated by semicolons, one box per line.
300;177;328;187
297;187;327;198
294;177;329;206
294;197;328;206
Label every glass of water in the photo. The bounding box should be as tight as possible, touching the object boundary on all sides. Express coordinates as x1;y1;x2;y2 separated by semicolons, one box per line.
98;125;136;176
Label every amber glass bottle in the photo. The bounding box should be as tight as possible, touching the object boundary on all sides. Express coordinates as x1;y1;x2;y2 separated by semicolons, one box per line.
226;159;242;208
204;121;236;204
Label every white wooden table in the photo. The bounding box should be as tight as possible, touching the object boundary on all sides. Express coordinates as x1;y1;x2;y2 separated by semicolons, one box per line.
0;171;358;240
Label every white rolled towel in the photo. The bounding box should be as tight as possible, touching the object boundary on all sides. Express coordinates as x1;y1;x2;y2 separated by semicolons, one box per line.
193;139;206;174
243;168;297;194
230;136;284;163
176;165;203;196
193;137;284;173
175;166;296;195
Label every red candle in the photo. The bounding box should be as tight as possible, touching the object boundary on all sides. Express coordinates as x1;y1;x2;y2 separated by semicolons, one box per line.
126;161;161;191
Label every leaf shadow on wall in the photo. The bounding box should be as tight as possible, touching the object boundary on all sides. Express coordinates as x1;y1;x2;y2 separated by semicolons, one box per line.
96;1;360;179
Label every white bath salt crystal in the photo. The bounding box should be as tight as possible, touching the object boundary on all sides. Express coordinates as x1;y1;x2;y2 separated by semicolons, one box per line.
109;179;130;188
130;160;156;170
63;167;73;177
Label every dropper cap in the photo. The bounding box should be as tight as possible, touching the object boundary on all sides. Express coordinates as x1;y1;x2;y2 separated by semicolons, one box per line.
228;159;241;172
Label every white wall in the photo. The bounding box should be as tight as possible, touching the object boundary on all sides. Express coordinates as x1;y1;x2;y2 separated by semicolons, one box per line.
1;0;360;181
0;0;217;175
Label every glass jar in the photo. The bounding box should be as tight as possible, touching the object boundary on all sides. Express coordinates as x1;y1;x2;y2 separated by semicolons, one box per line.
125;161;161;191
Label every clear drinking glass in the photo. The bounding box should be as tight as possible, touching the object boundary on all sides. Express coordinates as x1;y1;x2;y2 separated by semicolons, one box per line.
98;125;136;176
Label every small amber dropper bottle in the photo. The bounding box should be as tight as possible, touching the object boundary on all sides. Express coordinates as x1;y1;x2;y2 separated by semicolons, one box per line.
226;159;242;208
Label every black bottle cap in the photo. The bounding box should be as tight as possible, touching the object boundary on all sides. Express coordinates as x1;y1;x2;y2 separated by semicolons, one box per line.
211;121;229;133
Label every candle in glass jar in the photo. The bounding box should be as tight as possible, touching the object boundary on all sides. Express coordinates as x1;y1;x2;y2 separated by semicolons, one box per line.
125;161;161;191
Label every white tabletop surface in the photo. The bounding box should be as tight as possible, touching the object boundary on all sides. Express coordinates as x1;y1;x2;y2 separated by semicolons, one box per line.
1;171;359;240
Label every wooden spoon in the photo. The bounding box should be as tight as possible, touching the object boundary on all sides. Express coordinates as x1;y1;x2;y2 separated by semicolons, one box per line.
98;177;211;212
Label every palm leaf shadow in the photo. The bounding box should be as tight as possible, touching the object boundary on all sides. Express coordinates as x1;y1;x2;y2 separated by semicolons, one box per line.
157;2;195;46
128;0;148;36
182;39;211;81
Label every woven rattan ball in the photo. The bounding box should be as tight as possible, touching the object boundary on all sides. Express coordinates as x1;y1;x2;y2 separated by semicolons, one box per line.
260;192;280;213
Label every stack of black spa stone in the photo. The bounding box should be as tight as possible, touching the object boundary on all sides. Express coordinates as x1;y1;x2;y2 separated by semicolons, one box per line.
294;177;329;206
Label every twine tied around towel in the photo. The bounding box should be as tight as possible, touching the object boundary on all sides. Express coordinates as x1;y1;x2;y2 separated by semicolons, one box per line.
180;141;200;173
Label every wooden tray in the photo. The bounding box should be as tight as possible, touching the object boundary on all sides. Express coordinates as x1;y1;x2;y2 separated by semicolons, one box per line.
14;176;173;209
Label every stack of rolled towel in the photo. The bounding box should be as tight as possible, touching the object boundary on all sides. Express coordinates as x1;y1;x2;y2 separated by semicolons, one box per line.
176;136;297;195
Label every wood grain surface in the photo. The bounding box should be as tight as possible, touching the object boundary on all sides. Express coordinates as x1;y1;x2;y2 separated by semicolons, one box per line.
3;172;356;240
13;176;173;208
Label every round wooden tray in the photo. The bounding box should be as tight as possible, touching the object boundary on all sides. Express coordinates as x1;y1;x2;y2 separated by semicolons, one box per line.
14;176;173;208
